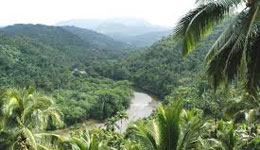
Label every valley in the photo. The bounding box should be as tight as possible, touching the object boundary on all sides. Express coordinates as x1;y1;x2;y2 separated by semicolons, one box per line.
0;21;222;130
1;9;260;149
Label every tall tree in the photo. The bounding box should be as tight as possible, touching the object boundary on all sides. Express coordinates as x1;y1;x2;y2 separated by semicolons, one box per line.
174;0;260;96
116;111;128;132
104;117;119;132
0;87;63;149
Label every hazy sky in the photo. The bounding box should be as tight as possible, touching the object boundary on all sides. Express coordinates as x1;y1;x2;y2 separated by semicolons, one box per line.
1;0;196;27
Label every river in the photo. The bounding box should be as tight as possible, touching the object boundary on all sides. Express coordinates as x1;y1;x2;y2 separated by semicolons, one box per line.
55;91;159;135
115;91;160;131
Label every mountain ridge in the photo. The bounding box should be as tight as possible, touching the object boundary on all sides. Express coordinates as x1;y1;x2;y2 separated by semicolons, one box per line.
56;18;171;47
2;24;130;51
0;23;133;90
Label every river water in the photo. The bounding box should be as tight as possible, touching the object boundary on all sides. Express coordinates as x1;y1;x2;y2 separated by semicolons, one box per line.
56;91;160;135
115;91;160;131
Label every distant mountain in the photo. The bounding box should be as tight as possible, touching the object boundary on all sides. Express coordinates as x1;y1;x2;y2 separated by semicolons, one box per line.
62;26;130;51
56;18;171;47
3;24;130;52
120;30;172;47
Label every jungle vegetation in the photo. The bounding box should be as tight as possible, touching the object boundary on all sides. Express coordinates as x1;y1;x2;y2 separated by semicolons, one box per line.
1;0;260;149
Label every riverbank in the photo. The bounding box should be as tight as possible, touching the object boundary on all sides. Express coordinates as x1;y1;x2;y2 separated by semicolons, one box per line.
54;90;160;135
115;91;160;131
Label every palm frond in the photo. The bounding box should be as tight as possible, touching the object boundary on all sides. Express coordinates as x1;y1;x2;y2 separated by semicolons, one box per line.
35;132;70;149
70;137;88;150
133;121;158;150
157;101;182;150
245;27;260;95
178;109;204;150
22;127;38;150
44;108;64;128
173;0;243;56
206;4;260;90
37;144;51;150
0;87;64;149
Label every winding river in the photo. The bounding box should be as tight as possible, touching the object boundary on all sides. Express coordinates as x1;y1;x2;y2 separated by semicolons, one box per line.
115;91;160;131
56;91;160;135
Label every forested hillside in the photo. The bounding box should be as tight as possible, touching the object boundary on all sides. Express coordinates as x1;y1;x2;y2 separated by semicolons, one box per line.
2;0;260;149
3;24;131;56
1;19;260;150
0;24;133;126
99;21;228;98
0;24;132;88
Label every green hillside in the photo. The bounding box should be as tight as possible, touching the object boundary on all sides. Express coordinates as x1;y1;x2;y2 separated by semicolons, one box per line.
2;0;260;149
99;21;228;98
0;24;133;125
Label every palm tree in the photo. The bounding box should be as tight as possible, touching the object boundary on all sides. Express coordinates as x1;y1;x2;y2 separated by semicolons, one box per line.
104;117;119;132
130;100;203;150
178;109;204;149
0;87;63;149
198;120;245;150
68;128;139;150
224;94;260;123
116;111;128;132
173;0;260;96
68;129;103;150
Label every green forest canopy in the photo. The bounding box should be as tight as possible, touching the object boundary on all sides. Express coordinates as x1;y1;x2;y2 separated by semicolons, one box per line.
1;7;260;148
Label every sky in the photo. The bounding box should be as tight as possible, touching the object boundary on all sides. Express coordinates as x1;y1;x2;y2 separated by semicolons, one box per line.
0;0;196;27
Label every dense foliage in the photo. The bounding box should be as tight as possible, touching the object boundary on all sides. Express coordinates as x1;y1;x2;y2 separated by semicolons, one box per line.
98;21;229;98
53;76;132;125
2;0;260;148
174;0;260;96
0;87;63;149
0;24;133;126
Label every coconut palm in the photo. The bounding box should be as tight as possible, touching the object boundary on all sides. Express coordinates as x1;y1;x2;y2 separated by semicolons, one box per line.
198;120;258;150
174;0;260;96
0;87;63;150
199;120;240;150
130;100;203;150
68;129;103;150
104;117;119;132
178;109;204;149
68;128;139;150
221;93;260;124
116;111;128;132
